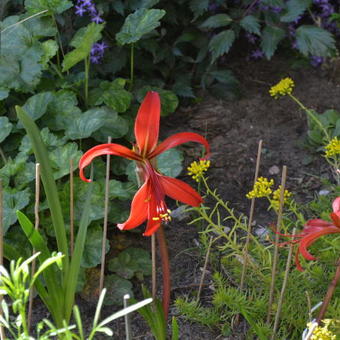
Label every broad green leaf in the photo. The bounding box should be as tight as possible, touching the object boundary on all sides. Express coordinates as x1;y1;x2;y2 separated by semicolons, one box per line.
260;26;285;59
21;92;54;121
172;74;195;98
280;0;311;22
116;8;166;45
46;90;82;131
22;15;57;37
25;0;73;14
260;0;284;5
41;39;58;69
0;88;9;100
0;159;24;187
240;15;261;35
81;225;109;268
109;180;136;200
190;0;209;19
49;143;82;179
14;161;36;188
209;30;235;63
104;274;133;305
93;114;130;142
62;23;104;72
0;117;13;143
65;108;107;140
200;14;232;29
157;149;183;178
3;189;30;232
108;247;151;279
129;0;160;10
101;86;132;113
296;26;335;57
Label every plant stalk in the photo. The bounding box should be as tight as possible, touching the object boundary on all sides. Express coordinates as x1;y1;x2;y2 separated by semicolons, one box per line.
84;56;90;107
70;159;74;256
316;257;340;323
129;43;134;91
156;225;170;320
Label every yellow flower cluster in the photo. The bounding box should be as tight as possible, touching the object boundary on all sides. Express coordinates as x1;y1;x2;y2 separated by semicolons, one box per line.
269;77;295;99
187;160;211;182
246;177;274;199
325;137;340;158
308;319;337;340
270;186;292;210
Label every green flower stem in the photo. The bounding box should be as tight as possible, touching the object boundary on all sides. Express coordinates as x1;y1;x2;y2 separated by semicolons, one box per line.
84;56;90;107
288;94;330;141
51;14;66;70
129;43;135;91
156;225;170;321
0;147;6;164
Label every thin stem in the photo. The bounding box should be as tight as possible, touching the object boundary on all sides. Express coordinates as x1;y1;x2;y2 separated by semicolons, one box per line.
156;225;170;321
99;137;112;293
123;294;132;340
28;164;40;332
267;165;287;324
271;228;296;339
51;14;66;70
0;148;6;165
152;234;157;301
49;62;64;79
84;56;90;107
129;43;134;91
289;94;330;141
70;159;74;256
240;140;263;290
197;236;213;301
0;181;5;340
316;257;340;323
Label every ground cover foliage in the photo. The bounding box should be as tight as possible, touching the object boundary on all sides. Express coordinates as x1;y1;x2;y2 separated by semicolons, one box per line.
0;0;340;338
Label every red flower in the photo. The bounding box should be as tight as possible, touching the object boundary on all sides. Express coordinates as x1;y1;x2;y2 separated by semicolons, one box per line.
287;197;340;271
79;91;210;236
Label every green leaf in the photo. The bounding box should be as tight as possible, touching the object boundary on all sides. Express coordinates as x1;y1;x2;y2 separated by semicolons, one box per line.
260;26;285;59
157;149;183;178
190;0;209;19
108;247;152;280
65;108;107;140
0;117;13;143
129;0;160;10
200;14;232;29
21;92;54;121
280;0;311;22
109;180;136;200
49;143;82;179
240;15;261;35
260;0;284;5
81;225;109;268
104;274;133;305
100;82;132;113
0;88;9;100
296;25;335;57
62;23;104;72
25;0;73;14
41;39;58;69
3;189;30;232
46;90;82;131
209;30;235;63
116;8;166;45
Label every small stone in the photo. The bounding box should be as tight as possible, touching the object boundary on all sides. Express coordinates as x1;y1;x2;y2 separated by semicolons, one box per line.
269;165;280;175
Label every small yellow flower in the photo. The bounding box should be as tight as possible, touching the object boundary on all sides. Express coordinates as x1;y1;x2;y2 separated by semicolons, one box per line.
269;77;295;99
270;186;292;210
325;137;340;158
307;319;337;340
246;177;274;199
187;160;210;182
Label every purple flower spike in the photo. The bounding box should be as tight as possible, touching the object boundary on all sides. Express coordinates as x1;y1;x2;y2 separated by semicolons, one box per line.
310;56;324;67
90;55;100;64
87;4;97;15
271;6;282;14
250;49;264;59
81;0;93;6
75;5;86;16
91;14;104;24
245;32;258;44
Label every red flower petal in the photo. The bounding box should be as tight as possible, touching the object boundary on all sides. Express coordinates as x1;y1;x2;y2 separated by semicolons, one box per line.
117;182;148;231
149;132;210;159
160;175;203;207
79;143;142;182
305;219;333;228
330;212;340;228
134;91;161;156
332;197;340;213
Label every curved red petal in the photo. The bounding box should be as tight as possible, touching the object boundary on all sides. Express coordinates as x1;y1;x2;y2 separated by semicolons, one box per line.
298;227;340;261
160;175;203;207
330;212;340;228
295;250;304;272
149;132;210;159
305;219;332;228
117;182;148;231
143;219;161;236
134;91;160;156
143;188;161;236
332;197;340;213
79;143;141;182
